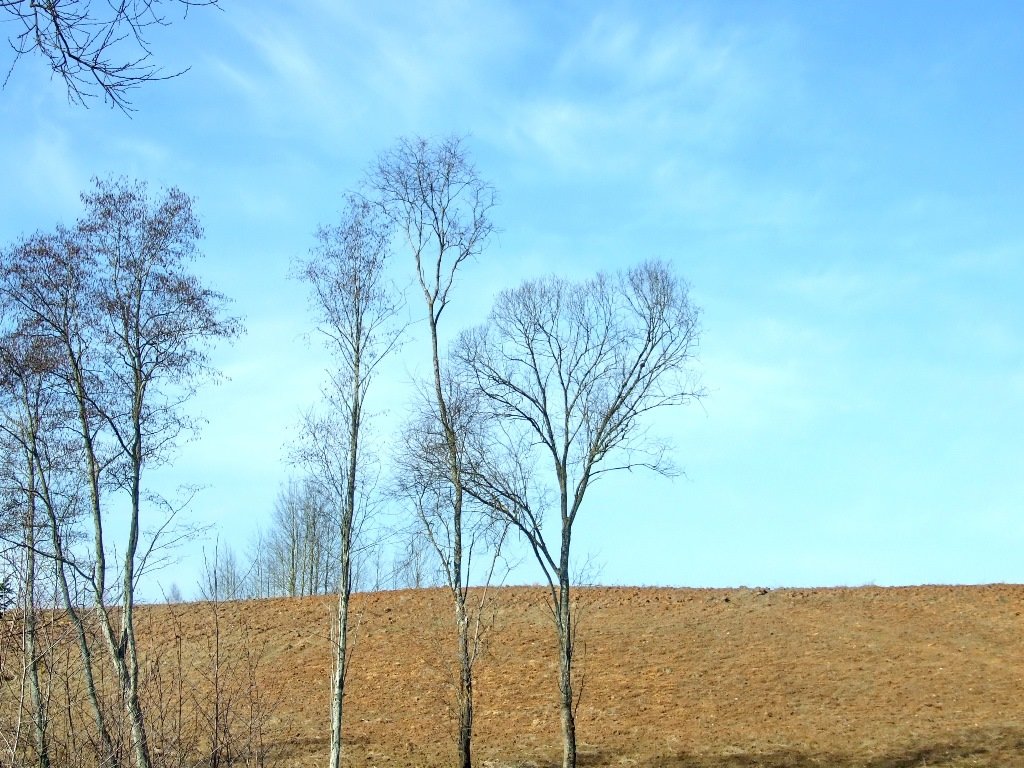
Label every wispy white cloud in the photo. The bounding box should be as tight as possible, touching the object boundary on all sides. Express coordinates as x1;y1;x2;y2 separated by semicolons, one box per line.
246;27;325;94
555;12;747;96
506;10;793;175
206;56;262;99
203;1;525;150
233;16;340;124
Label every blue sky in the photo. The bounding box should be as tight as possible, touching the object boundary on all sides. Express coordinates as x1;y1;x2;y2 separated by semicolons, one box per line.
2;1;1022;593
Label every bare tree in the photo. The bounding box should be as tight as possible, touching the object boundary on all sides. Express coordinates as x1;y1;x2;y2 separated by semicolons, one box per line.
255;478;339;598
0;177;241;768
393;375;509;751
0;329;59;768
199;539;246;603
369;134;496;768
79;176;239;768
0;226;119;768
2;0;219;111
390;525;441;590
163;581;184;603
293;193;399;768
265;483;306;598
454;260;703;768
243;526;272;600
246;477;379;600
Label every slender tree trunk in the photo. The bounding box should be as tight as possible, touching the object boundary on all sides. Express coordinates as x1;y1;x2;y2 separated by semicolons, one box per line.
23;467;51;768
455;590;473;768
45;501;115;765
452;475;472;768
26;558;51;768
70;364;124;720
557;576;576;768
329;344;361;768
452;454;471;768
328;531;351;768
51;541;115;767
122;598;150;768
63;360;119;767
69;355;131;766
92;401;152;768
428;310;475;768
555;474;577;768
121;419;152;768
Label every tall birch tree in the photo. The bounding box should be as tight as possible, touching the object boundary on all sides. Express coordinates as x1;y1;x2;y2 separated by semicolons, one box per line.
80;177;240;768
369;134;496;768
293;194;399;768
0;225;119;767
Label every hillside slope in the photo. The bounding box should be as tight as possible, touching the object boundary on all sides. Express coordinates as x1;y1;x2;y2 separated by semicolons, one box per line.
137;585;1024;767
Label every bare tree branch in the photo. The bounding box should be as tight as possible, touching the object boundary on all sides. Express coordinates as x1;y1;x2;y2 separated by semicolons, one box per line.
2;0;219;112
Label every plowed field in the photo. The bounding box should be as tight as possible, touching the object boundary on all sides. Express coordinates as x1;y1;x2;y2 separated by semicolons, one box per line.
136;585;1024;767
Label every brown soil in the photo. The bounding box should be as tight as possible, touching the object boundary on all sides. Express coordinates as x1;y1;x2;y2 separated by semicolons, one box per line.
136;585;1024;767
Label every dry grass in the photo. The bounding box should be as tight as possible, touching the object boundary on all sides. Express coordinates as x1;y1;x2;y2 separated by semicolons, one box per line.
124;584;1024;767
